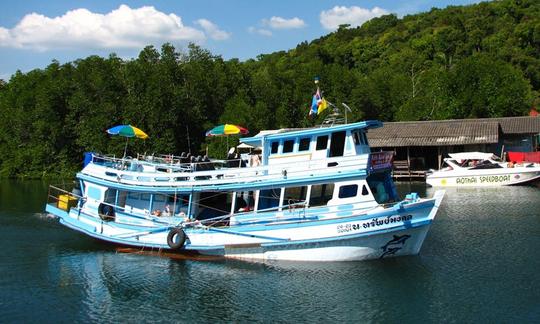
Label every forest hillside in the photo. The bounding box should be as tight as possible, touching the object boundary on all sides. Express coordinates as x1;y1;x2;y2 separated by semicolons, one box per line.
0;0;538;178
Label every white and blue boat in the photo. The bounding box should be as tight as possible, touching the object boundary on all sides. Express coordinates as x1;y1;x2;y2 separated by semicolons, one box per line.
46;120;445;261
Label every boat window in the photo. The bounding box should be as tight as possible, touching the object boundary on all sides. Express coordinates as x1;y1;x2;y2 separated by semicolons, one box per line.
338;185;358;199
316;135;328;150
196;192;232;221
171;195;189;207
366;173;397;204
271;142;279;154
283;140;294;153
127;192;140;200
259;188;281;210
117;191;127;207
361;132;368;145
104;189;117;204
119;174;133;180
362;185;369;196
235;191;255;212
353;132;360;145
154;194;166;202
299;138;311;151
329;131;346;157
284;186;307;208
309;184;335;207
150;194;172;215
140;193;151;201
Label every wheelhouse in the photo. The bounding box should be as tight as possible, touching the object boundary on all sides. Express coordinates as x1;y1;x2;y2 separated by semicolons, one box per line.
241;121;379;166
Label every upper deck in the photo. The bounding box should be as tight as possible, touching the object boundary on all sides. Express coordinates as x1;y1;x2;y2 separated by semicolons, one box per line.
79;121;392;193
241;120;382;165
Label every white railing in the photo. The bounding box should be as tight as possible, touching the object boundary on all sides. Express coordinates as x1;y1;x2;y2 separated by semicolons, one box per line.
83;152;392;188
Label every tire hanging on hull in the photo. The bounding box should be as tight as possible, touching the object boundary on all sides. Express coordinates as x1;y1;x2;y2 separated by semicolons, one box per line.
167;227;187;250
98;203;115;221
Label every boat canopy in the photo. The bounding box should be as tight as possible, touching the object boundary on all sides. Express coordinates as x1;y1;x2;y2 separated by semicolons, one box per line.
240;120;383;148
448;152;497;161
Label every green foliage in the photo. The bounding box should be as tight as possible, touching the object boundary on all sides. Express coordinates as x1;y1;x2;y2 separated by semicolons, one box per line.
0;0;538;178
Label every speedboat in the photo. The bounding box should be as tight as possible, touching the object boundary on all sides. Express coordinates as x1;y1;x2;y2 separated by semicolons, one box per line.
45;120;445;261
426;152;540;187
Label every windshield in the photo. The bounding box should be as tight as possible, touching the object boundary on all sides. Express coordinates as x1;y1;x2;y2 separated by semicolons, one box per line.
366;172;398;204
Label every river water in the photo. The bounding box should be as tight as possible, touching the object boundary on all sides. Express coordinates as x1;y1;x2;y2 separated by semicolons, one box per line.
1;180;539;322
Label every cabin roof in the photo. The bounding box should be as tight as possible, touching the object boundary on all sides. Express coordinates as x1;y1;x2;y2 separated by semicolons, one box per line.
367;116;540;147
241;120;382;147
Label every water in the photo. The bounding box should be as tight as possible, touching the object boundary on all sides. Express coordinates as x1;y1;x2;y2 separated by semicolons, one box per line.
1;180;539;322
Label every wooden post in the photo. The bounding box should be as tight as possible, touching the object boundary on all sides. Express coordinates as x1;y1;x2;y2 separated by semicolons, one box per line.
407;146;411;179
438;146;441;170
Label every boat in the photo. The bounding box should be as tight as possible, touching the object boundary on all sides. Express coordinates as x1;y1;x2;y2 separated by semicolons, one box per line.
426;152;540;187
45;120;445;262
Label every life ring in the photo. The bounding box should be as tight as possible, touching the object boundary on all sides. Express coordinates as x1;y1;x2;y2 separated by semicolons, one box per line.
98;203;115;221
167;227;186;250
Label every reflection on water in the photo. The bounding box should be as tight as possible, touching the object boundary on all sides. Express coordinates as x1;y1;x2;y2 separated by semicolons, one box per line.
1;181;539;322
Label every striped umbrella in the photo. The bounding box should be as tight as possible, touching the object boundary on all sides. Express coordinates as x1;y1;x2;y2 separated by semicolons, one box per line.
205;124;249;137
107;125;149;139
106;125;149;158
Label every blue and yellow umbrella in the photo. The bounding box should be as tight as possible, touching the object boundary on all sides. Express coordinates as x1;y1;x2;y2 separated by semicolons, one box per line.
107;125;149;158
205;124;248;137
107;125;149;139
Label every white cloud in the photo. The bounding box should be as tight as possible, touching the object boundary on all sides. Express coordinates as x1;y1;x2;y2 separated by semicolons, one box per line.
262;16;306;30
320;6;388;31
248;27;272;37
195;19;231;41
0;5;207;51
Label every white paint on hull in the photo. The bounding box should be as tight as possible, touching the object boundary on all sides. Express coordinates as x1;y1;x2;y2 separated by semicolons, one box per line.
427;169;540;187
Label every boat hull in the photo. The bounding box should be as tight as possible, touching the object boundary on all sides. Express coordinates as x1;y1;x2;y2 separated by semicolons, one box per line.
46;190;444;262
426;168;540;187
200;225;431;261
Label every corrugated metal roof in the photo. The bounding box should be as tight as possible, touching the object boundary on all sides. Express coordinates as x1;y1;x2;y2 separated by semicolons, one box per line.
491;116;540;134
368;116;540;147
368;119;501;147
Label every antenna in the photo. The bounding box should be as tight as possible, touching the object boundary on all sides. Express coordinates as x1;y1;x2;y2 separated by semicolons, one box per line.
342;103;352;124
186;124;191;154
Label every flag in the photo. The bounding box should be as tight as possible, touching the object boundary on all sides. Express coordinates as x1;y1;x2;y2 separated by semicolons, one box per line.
317;97;328;115
310;88;327;116
309;87;328;116
310;89;320;115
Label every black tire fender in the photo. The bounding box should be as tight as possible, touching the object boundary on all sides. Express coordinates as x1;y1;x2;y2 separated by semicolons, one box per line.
167;227;186;250
98;203;115;221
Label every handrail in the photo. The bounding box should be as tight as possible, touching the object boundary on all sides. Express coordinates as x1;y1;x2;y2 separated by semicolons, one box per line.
89;151;384;171
47;184;83;204
84;151;378;187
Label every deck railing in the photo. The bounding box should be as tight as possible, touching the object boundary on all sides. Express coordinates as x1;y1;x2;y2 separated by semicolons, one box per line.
83;151;397;187
47;184;83;211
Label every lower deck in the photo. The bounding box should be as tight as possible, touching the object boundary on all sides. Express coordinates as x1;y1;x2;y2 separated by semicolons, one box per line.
49;170;400;227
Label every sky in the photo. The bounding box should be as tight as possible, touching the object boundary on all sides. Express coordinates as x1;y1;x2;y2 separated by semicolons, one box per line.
0;0;483;80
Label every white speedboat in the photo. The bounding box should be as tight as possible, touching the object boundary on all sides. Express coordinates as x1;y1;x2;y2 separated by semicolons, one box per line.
426;152;540;187
45;120;445;262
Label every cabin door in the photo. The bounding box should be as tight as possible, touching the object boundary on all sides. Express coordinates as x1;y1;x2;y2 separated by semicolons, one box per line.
329;131;346;157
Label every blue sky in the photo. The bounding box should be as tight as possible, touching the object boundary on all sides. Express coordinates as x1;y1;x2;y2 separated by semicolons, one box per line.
0;0;482;80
